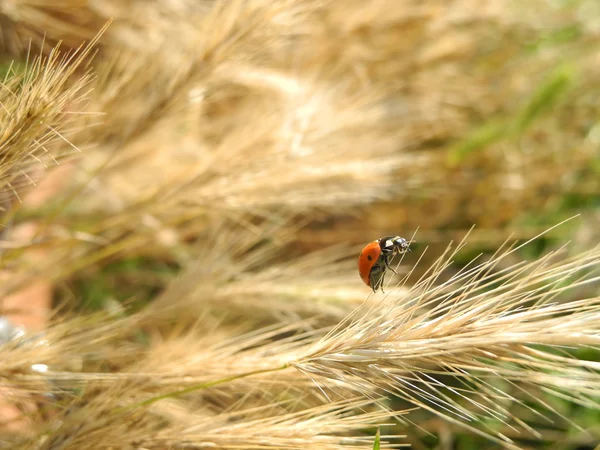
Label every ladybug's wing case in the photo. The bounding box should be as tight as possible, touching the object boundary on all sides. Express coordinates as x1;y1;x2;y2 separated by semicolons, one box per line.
359;236;411;292
357;242;381;287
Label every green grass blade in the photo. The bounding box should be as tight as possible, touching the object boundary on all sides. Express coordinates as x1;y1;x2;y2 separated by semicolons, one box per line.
373;428;380;450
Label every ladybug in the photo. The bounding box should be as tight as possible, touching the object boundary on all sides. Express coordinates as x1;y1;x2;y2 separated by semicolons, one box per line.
358;236;411;292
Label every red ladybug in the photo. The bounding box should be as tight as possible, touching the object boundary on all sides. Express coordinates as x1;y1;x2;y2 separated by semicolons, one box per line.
358;236;411;292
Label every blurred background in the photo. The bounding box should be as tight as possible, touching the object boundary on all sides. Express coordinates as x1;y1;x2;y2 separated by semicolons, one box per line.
0;1;598;449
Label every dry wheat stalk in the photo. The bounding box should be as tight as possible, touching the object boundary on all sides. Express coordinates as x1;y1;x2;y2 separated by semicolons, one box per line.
3;230;597;448
0;1;599;449
0;33;102;215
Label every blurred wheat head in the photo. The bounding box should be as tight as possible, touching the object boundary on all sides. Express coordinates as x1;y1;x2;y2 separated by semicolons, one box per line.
0;0;598;449
0;36;99;214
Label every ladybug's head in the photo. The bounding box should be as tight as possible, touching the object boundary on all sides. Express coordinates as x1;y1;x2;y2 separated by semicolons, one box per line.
379;235;411;254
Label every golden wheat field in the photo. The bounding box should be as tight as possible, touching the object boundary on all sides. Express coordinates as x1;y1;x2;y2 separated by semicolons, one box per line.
0;1;599;449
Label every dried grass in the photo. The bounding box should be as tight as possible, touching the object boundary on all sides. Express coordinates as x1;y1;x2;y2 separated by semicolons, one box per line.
0;34;100;216
2;231;599;448
0;0;598;449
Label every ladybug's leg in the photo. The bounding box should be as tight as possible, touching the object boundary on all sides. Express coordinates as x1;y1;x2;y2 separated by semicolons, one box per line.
371;276;384;293
386;264;398;275
370;265;386;293
383;254;398;275
369;271;377;292
378;268;387;293
376;272;385;293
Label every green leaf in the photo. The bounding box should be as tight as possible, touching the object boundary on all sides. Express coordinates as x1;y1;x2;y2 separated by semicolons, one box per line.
525;24;582;54
373;428;380;450
447;119;507;165
512;65;574;135
0;60;26;80
448;65;576;166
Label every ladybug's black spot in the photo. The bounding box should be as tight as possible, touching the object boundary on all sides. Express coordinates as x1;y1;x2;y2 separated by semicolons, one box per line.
367;255;372;261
